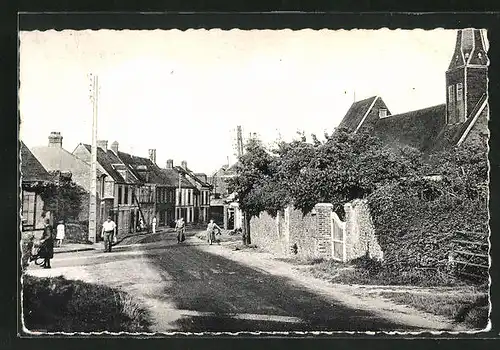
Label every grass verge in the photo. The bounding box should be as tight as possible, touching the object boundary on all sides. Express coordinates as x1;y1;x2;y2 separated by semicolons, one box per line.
307;256;467;287
379;291;489;329
22;275;152;333
297;256;489;328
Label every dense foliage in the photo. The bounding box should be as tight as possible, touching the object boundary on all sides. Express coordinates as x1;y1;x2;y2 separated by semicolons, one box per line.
368;141;489;273
39;174;87;223
229;128;488;278
229;129;425;217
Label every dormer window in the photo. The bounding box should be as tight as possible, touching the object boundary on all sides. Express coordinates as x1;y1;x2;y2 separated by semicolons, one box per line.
118;170;127;182
378;108;388;118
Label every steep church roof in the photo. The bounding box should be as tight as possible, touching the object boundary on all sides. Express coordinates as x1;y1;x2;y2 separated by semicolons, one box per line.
337;96;379;132
373;104;447;151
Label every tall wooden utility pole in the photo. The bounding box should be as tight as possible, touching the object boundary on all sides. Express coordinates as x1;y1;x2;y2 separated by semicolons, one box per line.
88;74;99;243
178;172;182;219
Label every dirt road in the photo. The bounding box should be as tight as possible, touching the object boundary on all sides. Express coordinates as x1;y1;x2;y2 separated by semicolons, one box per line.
26;231;464;333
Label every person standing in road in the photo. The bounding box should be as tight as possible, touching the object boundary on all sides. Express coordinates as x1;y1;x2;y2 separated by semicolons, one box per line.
175;217;185;243
206;219;222;245
39;217;54;269
101;216;117;252
152;216;157;234
56;220;65;247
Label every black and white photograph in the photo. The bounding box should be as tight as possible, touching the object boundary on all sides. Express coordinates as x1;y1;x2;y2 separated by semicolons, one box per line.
19;25;490;334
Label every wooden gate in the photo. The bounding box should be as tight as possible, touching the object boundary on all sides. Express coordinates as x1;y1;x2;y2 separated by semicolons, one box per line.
450;230;489;281
331;212;346;262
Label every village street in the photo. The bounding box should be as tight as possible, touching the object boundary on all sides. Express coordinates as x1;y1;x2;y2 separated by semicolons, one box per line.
25;230;465;333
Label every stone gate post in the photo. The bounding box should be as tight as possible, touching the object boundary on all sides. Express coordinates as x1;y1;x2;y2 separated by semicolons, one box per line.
314;203;333;258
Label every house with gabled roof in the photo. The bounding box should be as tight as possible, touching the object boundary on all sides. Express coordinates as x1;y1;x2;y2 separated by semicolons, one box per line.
162;159;197;224
20;141;54;235
116;149;177;228
208;162;243;230
72;140;142;236
175;160;212;225
31;132;107;224
337;28;489;154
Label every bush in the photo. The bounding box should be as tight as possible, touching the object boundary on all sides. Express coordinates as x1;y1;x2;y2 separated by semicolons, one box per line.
64;222;93;244
22;275;151;333
366;142;489;284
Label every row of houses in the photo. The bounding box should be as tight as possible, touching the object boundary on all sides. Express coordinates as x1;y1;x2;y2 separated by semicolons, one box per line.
22;132;212;238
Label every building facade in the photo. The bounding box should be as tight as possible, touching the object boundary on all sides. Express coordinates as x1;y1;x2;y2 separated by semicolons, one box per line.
162;159;197;224
175;160;212;225
208;163;243;230
73;141;141;236
116;148;176;229
21;141;54;237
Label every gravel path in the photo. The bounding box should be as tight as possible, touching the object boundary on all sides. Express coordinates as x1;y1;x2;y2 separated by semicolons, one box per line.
25;231;465;333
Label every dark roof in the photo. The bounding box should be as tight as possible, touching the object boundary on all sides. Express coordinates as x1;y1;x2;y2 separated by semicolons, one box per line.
117;151;175;186
161;168;196;188
21;141;53;183
373;104;447;151
431;95;489;152
31;145;104;192
175;166;211;188
337;96;379;132
81;144;139;184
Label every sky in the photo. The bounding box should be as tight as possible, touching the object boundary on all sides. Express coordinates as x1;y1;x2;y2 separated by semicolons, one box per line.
19;28;480;175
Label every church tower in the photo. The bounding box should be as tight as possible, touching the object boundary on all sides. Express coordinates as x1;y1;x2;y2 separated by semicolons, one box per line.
445;28;489;125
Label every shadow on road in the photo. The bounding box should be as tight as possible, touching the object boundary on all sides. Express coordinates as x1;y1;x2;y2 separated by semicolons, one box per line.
142;242;424;332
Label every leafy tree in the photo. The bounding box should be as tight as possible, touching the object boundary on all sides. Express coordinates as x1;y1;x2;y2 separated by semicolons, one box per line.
227;137;276;244
272;128;424;216
40;172;87;223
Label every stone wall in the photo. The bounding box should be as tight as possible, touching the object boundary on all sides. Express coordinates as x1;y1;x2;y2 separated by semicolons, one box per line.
287;207;316;259
250;211;286;256
250;199;384;262
344;199;383;261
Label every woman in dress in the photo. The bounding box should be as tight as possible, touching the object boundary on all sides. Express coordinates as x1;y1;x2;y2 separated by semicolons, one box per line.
39;217;54;269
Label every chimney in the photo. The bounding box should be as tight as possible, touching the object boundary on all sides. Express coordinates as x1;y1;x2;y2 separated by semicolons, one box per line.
97;140;108;151
48;132;63;148
181;160;188;170
111;141;119;154
148;149;157;164
166;159;174;169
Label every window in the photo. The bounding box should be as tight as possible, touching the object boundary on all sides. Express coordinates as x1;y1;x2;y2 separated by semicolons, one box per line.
448;85;455;103
188;191;191;205
378;108;388;118
118;170;127;182
22;191;36;228
456;83;463;101
100;178;105;198
124;186;129;204
118;186;122;205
